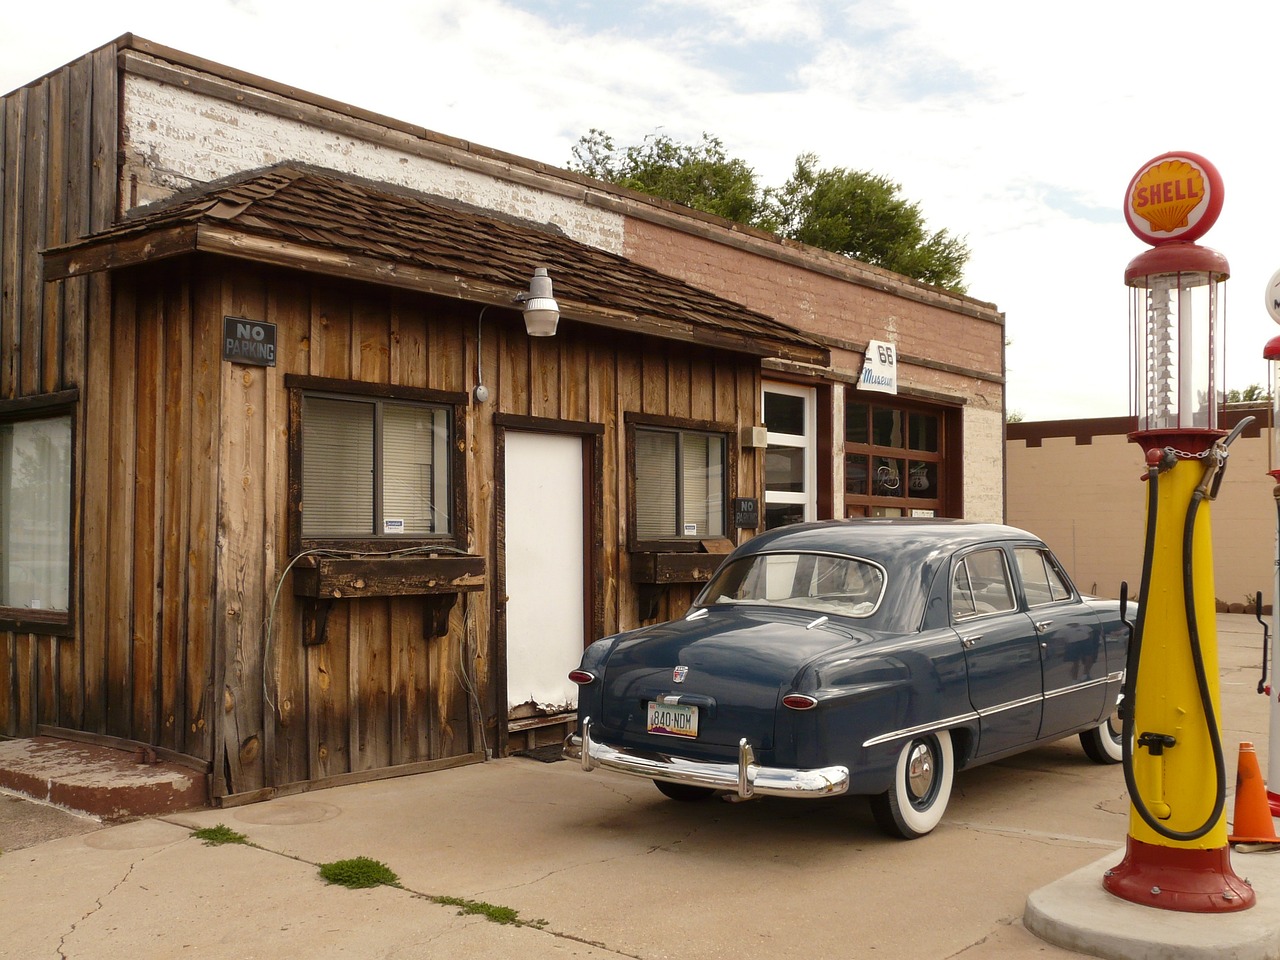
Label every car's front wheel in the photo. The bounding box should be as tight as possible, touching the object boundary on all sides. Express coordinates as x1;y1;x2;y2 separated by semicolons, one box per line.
1079;711;1124;764
653;779;717;802
870;731;955;839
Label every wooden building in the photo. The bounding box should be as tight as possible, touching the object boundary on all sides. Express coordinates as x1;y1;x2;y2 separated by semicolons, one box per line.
0;36;1006;804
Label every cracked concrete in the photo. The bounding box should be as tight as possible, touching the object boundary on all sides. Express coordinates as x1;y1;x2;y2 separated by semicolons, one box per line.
1;615;1275;959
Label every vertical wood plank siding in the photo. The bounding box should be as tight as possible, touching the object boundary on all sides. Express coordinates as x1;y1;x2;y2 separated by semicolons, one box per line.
1;45;764;797
0;43;120;736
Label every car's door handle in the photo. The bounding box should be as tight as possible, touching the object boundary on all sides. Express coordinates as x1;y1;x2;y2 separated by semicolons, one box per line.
1034;620;1053;634
961;634;981;648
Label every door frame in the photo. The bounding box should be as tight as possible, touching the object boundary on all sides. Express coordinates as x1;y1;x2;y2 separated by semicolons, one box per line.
492;414;604;756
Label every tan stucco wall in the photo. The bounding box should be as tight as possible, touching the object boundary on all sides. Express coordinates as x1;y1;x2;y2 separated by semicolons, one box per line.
1006;426;1276;606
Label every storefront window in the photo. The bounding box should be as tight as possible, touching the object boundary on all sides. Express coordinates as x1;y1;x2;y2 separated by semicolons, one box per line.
845;398;947;517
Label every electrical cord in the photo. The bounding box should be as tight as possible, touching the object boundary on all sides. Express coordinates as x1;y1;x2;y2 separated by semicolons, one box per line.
262;543;477;719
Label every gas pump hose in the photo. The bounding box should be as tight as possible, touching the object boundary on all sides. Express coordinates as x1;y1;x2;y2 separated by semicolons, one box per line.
1119;451;1227;843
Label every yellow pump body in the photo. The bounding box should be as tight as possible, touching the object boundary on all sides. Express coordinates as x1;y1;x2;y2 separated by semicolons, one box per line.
1102;442;1254;912
1126;457;1226;848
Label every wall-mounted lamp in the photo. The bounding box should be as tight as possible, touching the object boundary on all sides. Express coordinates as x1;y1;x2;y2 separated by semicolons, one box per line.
515;266;559;337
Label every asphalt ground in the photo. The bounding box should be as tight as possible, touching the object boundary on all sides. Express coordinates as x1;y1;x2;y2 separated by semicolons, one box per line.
0;613;1275;960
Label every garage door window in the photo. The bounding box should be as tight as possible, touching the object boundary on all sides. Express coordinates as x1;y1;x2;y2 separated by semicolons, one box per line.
845;398;946;517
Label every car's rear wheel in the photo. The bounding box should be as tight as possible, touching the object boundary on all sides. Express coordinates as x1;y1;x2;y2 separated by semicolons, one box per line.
653;779;717;802
870;730;954;839
1079;711;1124;764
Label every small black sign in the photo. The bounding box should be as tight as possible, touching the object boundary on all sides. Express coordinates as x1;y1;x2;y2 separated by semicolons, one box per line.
733;497;760;529
223;316;277;367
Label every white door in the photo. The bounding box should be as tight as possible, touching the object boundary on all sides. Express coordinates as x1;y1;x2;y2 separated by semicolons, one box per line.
504;431;585;713
762;382;817;529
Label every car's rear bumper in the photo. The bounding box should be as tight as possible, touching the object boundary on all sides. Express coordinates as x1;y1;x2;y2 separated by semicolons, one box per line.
562;717;849;799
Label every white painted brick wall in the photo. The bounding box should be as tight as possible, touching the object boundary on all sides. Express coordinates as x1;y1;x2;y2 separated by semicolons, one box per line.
963;405;1005;523
120;75;626;255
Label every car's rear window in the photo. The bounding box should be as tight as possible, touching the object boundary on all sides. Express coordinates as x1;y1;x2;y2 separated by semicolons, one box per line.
698;552;886;618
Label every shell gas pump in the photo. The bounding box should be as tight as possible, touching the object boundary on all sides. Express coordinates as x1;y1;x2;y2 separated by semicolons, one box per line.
1101;152;1256;913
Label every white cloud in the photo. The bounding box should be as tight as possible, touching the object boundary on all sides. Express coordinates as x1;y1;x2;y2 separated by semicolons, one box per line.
5;0;1280;419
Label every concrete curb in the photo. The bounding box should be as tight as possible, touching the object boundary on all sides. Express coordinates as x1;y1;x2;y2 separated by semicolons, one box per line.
1025;847;1280;960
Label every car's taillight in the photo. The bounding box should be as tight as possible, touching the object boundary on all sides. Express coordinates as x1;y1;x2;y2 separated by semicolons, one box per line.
568;670;596;685
782;693;818;711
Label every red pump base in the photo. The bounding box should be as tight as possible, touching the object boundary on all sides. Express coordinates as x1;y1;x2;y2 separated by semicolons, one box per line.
1103;837;1255;912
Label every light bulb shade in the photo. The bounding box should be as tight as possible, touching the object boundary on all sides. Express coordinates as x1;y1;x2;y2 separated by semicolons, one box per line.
520;267;560;336
523;300;559;336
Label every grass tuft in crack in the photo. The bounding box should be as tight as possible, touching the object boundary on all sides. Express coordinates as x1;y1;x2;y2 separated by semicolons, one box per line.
318;856;401;889
430;895;546;928
192;823;249;846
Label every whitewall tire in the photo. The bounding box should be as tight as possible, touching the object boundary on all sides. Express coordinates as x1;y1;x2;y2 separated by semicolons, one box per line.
870;730;955;839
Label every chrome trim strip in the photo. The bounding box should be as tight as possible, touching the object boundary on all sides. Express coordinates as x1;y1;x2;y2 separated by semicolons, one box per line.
975;692;1043;718
861;711;980;748
862;670;1124;749
1043;674;1116;701
563;720;848;799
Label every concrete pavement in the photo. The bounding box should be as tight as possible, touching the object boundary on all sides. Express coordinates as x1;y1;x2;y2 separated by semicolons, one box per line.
0;614;1276;960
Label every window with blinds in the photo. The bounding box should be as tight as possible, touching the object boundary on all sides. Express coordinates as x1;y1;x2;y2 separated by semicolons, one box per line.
635;426;725;540
301;394;450;539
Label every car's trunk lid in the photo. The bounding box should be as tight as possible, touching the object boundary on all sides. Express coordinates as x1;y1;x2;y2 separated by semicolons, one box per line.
597;605;862;752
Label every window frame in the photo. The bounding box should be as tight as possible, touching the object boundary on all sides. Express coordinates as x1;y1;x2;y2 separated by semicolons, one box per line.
0;390;77;636
951;547;1017;622
1015;546;1078;607
844;395;957;518
286;375;468;555
762;381;817;530
626;413;736;552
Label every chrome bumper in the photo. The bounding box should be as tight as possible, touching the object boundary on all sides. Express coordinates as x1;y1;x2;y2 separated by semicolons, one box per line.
562;716;849;799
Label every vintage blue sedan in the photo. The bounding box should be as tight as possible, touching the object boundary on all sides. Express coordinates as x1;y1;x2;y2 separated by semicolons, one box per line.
563;518;1128;838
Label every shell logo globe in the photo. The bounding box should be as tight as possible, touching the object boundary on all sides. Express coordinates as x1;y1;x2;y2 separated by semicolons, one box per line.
1124;151;1223;246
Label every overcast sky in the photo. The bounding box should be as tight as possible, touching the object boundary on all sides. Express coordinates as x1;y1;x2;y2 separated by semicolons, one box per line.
4;1;1278;421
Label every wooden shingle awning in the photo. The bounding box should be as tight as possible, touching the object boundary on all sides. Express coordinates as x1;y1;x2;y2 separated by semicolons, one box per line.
43;165;828;365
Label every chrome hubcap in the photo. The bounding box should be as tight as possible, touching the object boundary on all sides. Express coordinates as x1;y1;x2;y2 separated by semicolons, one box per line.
907;741;935;802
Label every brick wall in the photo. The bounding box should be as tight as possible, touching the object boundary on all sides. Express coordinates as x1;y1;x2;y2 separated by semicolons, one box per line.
623;217;1008;523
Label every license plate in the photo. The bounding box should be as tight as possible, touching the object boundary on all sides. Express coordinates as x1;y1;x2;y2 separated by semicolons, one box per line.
647;701;698;738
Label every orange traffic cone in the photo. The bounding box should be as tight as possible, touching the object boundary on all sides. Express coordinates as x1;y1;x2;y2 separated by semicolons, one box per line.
1228;742;1280;845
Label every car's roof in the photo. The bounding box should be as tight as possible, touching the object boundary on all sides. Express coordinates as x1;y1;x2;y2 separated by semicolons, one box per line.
707;519;1051;634
734;518;1044;568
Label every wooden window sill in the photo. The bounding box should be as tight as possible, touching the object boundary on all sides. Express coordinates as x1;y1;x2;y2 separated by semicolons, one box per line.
630;551;727;585
292;555;485;599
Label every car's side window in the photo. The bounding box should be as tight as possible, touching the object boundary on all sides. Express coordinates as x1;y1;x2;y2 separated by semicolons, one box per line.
952;548;1017;620
1015;548;1075;606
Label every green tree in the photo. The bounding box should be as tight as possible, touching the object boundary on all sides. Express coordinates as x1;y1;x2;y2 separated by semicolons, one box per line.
569;129;768;226
765;154;968;291
1225;384;1268;403
568;131;969;293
